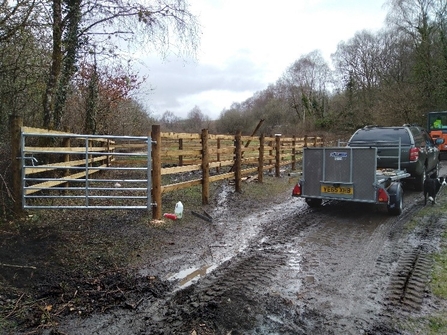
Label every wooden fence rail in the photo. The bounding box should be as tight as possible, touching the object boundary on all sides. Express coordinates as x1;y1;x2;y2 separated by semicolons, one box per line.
10;117;323;219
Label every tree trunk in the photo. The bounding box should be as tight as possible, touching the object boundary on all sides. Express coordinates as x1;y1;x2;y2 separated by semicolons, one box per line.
43;0;62;130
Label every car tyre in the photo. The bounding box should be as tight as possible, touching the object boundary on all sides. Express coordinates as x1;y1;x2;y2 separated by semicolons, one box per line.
414;166;426;191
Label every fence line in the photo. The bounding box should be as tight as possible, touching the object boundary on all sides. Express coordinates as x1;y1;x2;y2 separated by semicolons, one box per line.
10;117;324;219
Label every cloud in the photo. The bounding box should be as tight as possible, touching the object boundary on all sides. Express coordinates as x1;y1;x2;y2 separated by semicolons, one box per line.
135;0;388;120
140;51;268;118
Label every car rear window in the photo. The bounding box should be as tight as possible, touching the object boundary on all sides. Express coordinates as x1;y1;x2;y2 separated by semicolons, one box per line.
349;128;412;145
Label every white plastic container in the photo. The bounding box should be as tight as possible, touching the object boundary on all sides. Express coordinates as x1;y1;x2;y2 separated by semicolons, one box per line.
174;201;184;219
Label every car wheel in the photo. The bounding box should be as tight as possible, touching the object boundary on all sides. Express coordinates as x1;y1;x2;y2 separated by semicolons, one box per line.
414;166;426;191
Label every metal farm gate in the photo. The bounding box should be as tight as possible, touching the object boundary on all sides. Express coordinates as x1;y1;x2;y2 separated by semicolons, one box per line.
21;130;153;210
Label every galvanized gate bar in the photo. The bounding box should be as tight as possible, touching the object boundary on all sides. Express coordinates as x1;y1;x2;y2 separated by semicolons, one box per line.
21;131;153;210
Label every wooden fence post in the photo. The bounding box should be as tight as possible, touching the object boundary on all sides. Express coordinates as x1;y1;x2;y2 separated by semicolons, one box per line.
304;135;308;147
275;134;281;177
258;134;265;183
106;139;111;166
178;138;183;166
291;135;296;171
201;129;209;205
234;131;242;193
10;115;23;215
63;127;71;190
216;138;221;173
151;125;162;220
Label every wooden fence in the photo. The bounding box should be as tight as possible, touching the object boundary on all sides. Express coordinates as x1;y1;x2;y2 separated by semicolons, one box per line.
10;116;324;219
149;126;323;218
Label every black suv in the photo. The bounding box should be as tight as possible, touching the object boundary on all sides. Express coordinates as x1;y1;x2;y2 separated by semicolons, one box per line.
347;125;443;191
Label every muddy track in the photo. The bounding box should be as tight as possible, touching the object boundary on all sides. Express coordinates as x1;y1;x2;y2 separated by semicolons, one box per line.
57;178;446;335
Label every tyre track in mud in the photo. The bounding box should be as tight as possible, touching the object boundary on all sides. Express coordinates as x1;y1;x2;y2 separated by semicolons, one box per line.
381;210;447;325
140;193;429;335
58;181;445;335
386;248;432;311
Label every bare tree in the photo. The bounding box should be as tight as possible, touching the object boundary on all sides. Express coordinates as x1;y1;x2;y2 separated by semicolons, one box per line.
217;106;248;134
374;27;420;124
0;4;47;140
281;50;332;128
184;105;209;132
41;0;201;130
160;111;181;131
0;0;35;42
385;0;440;111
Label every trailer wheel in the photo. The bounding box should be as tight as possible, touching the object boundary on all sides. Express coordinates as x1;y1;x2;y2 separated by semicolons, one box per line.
387;183;403;215
306;198;322;208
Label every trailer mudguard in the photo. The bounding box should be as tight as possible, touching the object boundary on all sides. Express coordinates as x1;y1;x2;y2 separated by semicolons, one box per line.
387;182;403;215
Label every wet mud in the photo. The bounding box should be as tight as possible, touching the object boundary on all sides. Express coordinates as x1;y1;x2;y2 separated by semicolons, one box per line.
2;167;447;334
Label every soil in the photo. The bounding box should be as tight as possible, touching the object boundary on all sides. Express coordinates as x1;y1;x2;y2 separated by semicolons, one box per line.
1;164;447;335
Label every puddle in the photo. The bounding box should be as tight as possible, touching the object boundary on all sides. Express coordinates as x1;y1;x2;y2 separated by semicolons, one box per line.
141;197;308;292
168;264;218;288
213;184;232;217
287;248;301;271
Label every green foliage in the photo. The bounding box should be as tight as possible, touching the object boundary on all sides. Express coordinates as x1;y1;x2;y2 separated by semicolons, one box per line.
314;117;333;130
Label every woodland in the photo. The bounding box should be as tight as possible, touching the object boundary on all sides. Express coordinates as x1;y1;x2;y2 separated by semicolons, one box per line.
2;0;447;216
1;1;447;139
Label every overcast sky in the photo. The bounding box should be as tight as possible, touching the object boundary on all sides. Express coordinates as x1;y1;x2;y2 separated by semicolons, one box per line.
138;0;388;120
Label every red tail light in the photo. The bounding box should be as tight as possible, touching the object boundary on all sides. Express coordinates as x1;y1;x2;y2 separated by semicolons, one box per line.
378;188;389;202
409;147;419;161
292;183;301;197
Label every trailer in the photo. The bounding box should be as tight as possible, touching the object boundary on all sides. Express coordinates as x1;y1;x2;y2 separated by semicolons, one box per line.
292;146;410;215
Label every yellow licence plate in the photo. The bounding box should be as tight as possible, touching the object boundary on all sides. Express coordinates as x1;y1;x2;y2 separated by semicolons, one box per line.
321;185;353;195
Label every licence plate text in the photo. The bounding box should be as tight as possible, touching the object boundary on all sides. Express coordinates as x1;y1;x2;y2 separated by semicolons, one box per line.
321;185;353;195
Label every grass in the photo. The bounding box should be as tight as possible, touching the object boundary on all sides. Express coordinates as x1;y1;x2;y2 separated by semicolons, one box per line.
432;230;447;299
160;170;298;217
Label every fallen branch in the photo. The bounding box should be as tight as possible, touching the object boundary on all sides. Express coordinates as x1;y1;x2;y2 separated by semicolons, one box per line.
191;211;213;223
0;262;37;270
5;292;25;319
203;210;213;220
125;297;144;310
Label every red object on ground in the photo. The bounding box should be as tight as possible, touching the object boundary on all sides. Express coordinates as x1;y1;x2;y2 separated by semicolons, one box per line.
163;213;177;220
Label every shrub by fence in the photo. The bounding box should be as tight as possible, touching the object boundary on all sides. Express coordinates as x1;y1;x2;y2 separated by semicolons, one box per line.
10;117;323;219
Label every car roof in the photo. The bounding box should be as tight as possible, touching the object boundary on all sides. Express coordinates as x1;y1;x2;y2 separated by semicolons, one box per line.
349;126;413;144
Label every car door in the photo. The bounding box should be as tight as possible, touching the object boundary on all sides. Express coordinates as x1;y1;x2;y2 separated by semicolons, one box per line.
422;130;439;172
